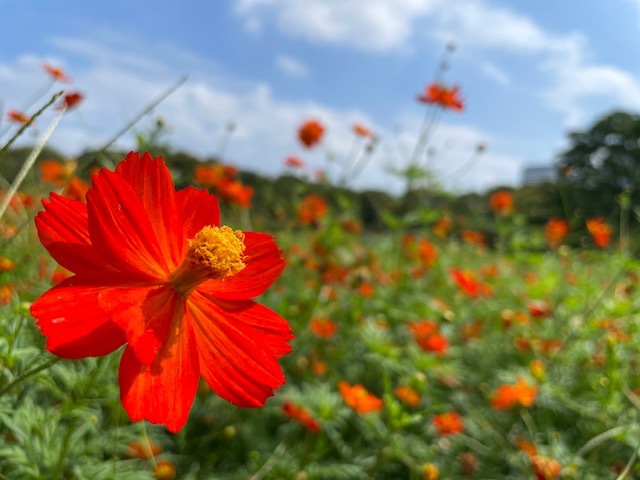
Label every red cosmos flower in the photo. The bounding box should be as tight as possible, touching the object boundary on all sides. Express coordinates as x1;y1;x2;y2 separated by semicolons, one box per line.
432;411;464;436
352;122;374;138
490;378;538;410
298;119;324;148
339;381;383;414
310;317;338;339
39;159;77;186
489;190;514;215
433;217;452;238
450;268;490;297
394;385;421;407
284;156;305;169
56;91;84;110
282;400;320;432
6;109;30;125
297;193;328;225
30;152;293;433
62;176;90;202
217;179;254;208
417;83;464;111
544;218;569;249
43;63;72;83
585;217;611;248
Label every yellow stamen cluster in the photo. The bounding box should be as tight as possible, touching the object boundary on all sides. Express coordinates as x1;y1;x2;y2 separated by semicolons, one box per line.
186;226;246;279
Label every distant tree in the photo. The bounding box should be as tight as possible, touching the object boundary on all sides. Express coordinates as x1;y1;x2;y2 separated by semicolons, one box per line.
556;111;640;191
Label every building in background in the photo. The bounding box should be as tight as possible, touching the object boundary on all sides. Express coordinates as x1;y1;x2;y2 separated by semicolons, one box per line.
521;165;557;186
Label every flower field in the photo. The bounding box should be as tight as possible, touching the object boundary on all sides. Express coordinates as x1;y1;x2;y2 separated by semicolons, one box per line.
2;63;640;480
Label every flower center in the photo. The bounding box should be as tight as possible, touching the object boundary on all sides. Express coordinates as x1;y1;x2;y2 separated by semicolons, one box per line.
169;225;246;296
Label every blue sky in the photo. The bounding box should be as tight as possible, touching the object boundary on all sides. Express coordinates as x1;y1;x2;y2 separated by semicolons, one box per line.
1;0;640;194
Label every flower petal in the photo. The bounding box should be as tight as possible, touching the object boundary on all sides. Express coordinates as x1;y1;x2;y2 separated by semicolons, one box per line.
87;168;169;280
115;153;184;267
176;186;220;239
35;193;112;276
200;232;284;300
188;290;290;407
119;301;199;433
99;285;177;365
30;277;127;358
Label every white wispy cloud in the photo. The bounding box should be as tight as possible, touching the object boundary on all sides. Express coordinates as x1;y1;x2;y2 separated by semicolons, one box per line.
479;62;511;86
234;0;440;52
275;54;308;78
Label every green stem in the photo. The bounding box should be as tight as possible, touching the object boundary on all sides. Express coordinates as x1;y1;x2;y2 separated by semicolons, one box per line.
52;417;77;478
0;357;61;397
0;91;64;157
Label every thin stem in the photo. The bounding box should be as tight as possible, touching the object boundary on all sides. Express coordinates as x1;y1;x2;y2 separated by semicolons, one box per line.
249;442;286;480
53;417;77;479
77;75;188;176
142;422;158;468
0;91;63;157
0;357;61;397
0;106;66;221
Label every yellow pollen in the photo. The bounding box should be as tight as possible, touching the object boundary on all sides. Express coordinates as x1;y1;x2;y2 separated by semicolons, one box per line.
186;225;246;279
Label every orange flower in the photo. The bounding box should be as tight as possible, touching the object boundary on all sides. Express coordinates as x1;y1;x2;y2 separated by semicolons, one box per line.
433;217;452;238
531;456;561;480
358;281;374;297
194;164;236;188
6;109;30;125
529;359;545;380
338;381;383;414
311;358;328;376
284;156;305;168
63;176;90;202
417;83;464;111
544;218;569;249
153;460;176;480
528;299;552;318
39;159;77;186
409;320;439;340
0;285;14;305
489;190;514;215
416;239;438;268
432;411;464;436
515;437;538;458
298;193;328;225
394;385;421;407
352;122;374;138
282;400;320;432
43;63;72;83
57;91;84;110
461;230;485;246
490;378;537;410
586;217;611;248
423;463;439;480
30;152;292;432
310;317;337;339
419;333;449;356
0;257;15;272
298;119;324;148
450;268;486;297
127;439;162;459
217;179;254;208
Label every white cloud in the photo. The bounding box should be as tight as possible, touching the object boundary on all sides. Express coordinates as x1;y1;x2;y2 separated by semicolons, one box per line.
479;62;511;86
234;0;440;52
275;54;308;78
